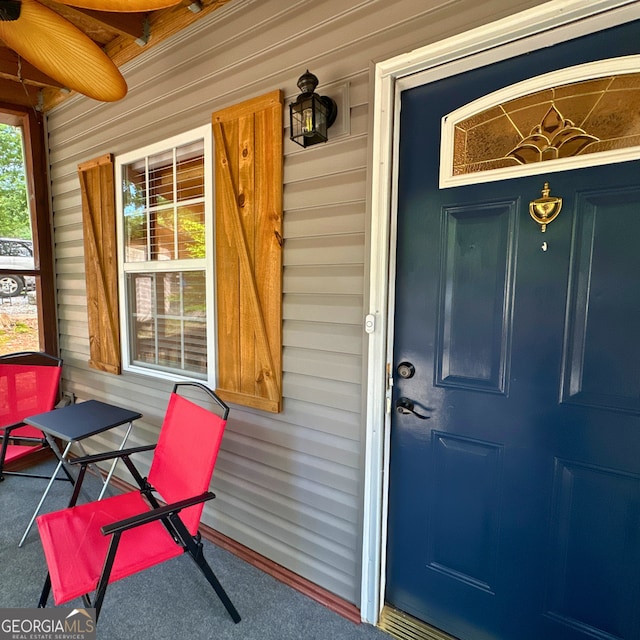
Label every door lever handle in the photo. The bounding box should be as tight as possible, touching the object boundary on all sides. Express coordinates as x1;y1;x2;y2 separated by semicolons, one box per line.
395;397;430;419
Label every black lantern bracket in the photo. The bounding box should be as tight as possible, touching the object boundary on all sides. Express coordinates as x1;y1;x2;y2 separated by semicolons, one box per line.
289;70;338;148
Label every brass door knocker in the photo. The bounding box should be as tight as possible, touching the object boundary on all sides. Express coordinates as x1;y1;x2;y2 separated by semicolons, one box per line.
529;182;562;232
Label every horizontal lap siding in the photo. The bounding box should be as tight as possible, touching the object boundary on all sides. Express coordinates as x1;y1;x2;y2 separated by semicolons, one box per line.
46;0;547;605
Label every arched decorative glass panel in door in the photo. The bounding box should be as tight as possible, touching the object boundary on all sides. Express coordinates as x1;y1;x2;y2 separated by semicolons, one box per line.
440;56;640;187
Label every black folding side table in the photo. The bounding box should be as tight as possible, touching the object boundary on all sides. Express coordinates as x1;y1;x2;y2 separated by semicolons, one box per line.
19;400;142;547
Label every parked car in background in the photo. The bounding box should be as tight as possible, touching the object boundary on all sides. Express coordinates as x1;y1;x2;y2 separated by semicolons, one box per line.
0;238;35;298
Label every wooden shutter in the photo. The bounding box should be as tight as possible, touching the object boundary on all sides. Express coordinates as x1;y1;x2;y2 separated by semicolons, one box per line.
212;90;283;413
78;154;121;375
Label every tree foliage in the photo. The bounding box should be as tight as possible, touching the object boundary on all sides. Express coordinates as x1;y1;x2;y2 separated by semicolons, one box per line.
0;124;31;239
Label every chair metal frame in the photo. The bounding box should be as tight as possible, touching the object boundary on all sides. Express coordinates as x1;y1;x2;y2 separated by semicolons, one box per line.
37;382;241;625
0;351;64;481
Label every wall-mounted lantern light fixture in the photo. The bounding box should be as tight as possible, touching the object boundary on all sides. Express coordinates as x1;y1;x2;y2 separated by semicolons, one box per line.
289;70;338;148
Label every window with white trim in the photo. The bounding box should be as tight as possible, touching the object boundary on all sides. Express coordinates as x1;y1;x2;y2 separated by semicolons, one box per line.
115;125;214;382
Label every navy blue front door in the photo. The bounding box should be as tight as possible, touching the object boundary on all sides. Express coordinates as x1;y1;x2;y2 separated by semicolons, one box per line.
386;21;640;640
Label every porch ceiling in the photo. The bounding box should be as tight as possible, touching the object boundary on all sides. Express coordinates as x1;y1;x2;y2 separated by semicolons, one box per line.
0;0;231;113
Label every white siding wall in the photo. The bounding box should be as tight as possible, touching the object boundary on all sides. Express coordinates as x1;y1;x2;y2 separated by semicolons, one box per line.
47;0;546;605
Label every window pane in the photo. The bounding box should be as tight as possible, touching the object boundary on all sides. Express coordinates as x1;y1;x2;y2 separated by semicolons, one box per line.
177;203;205;259
148;150;174;205
127;270;207;377
124;210;148;262
176;141;204;202
122;139;205;264
151;206;176;260
122;162;147;214
123;160;148;262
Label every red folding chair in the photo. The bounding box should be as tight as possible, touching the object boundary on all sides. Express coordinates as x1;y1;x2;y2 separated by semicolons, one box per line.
0;351;63;481
36;382;241;625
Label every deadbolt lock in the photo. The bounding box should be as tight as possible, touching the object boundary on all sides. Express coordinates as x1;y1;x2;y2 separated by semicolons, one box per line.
396;362;415;379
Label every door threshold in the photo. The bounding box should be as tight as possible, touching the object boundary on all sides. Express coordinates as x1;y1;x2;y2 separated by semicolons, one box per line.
379;606;460;640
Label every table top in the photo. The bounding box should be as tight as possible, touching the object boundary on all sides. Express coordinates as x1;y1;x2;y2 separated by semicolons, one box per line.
24;399;142;442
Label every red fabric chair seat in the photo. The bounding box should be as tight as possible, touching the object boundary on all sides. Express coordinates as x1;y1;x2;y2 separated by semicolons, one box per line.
2;426;46;464
38;491;184;604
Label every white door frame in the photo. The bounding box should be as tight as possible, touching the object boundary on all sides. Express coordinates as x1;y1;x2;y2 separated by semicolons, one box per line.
360;0;640;625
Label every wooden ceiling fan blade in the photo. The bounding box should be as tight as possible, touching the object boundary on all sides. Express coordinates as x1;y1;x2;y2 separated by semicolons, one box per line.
0;0;127;101
56;0;183;11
